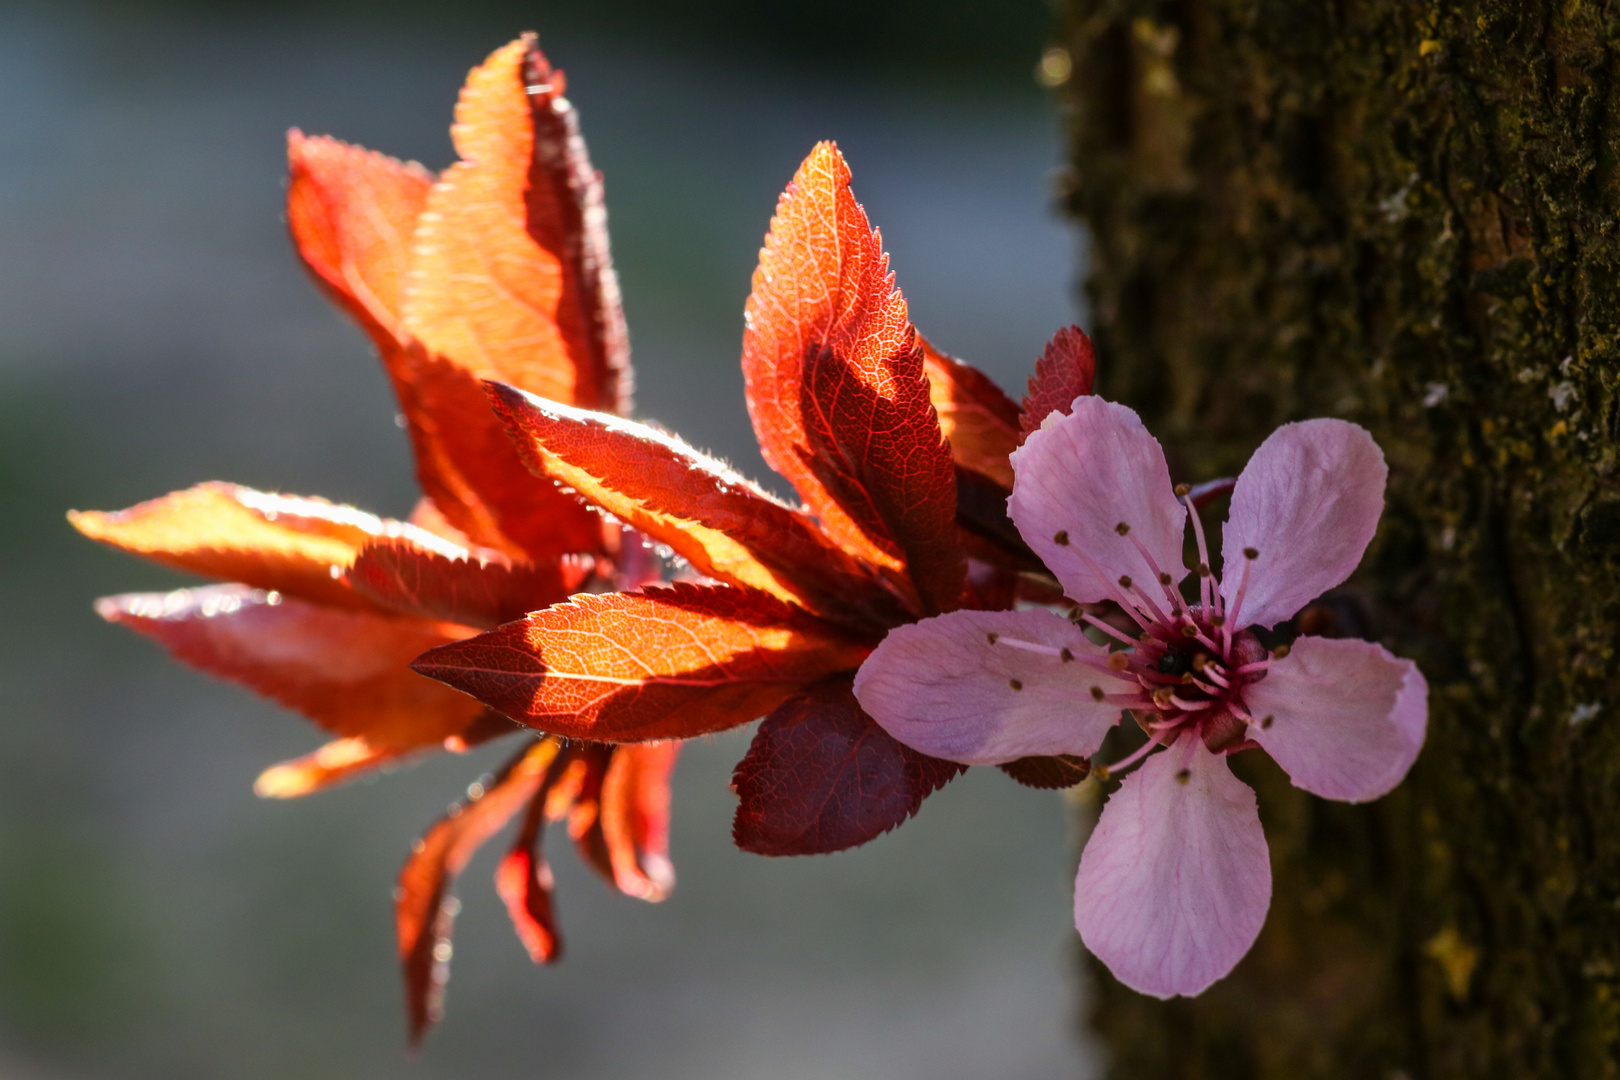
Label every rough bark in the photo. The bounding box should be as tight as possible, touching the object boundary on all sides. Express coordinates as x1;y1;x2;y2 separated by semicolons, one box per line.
1054;1;1620;1076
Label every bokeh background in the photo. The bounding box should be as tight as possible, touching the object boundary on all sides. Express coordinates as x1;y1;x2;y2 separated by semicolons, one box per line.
0;1;1096;1075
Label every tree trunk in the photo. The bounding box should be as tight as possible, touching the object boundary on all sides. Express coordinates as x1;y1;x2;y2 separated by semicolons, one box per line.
1054;1;1620;1076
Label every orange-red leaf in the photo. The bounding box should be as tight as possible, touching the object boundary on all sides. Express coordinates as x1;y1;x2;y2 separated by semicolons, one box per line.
494;775;564;966
254;736;406;799
597;742;678;901
741;142;962;614
403;35;630;415
285;130;432;338
346;536;584;629
398;738;562;1045
730;677;964;855
487;383;906;624
1020;325;1096;439
69;483;457;610
412;583;868;742
920;336;1020;488
97;585;485;756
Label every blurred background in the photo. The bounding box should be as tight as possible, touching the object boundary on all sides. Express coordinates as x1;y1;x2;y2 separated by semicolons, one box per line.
0;0;1095;1075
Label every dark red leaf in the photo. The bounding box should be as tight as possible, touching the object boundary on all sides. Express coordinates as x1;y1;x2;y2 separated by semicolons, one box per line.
920;336;1020;488
486;383;907;625
730;677;964;856
1020;325;1096;439
741;142;963;614
398;738;561;1045
412;583;869;742
997;754;1092;790
346;536;583;629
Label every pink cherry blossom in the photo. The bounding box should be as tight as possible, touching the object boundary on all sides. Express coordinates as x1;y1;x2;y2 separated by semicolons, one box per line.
853;396;1428;999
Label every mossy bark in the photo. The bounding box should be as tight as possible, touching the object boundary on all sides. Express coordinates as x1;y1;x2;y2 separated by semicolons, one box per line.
1054;1;1620;1075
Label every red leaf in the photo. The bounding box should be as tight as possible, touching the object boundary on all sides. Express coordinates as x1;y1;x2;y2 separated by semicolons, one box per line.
1020;325;1096;439
920;336;1020;488
254;736;404;799
97;585;486;760
398;738;562;1045
741;142;963;614
403;35;630;415
997;754;1092;790
285;130;432;339
730;677;964;856
486;383;906;624
412;583;868;742
346;536;584;629
597;742;679;901
493;742;578;967
69;483;455;611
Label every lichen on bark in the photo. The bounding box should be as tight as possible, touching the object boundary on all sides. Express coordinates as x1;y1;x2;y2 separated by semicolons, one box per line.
1053;0;1620;1075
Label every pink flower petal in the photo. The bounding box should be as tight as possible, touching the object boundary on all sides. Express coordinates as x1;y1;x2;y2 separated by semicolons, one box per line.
1009;397;1187;606
1075;736;1271;998
1219;419;1387;630
853;609;1134;765
1243;636;1426;803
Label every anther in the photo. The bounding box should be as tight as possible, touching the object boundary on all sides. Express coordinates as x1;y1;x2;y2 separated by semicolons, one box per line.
1093;764;1112;782
1243;547;1259;560
1197;563;1211;578
1152;687;1176;707
986;632;999;644
1175;768;1191;784
1273;643;1291;659
1115;522;1131;536
1009;679;1024;691
1174;483;1191;497
1107;652;1130;672
1180;625;1199;638
1159;572;1173;586
1210;614;1226;627
1261;714;1274;729
1118;575;1133;589
1060;647;1075;663
1054;530;1070;546
1090;686;1105;701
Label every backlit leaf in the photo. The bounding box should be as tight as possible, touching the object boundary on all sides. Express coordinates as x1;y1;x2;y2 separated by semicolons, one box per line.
70;483;458;610
730;676;964;856
920;336;1020;488
596;741;679;901
741;142;963;614
285;130;432;338
404;35;630;414
346;536;584;629
1020;325;1096;439
412;583;869;742
398;737;561;1045
487;383;905;623
97;585;485;756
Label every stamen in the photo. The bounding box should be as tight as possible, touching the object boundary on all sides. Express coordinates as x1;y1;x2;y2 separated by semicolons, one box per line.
1119;573;1174;626
1053;530;1070;546
1125;532;1186;612
1272;643;1291;659
1095;734;1164;779
1080;612;1139;648
1168;695;1216;711
986;632;999;644
1224;550;1258;641
994;637;1061;658
1115;522;1131;535
1061;648;1074;663
1233;659;1271;675
1200;666;1233;689
1009;679;1023;691
1183;495;1216;614
1107;652;1130;672
1061;541;1156;631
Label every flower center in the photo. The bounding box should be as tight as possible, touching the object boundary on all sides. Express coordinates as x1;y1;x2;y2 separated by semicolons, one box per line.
1076;488;1289;778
